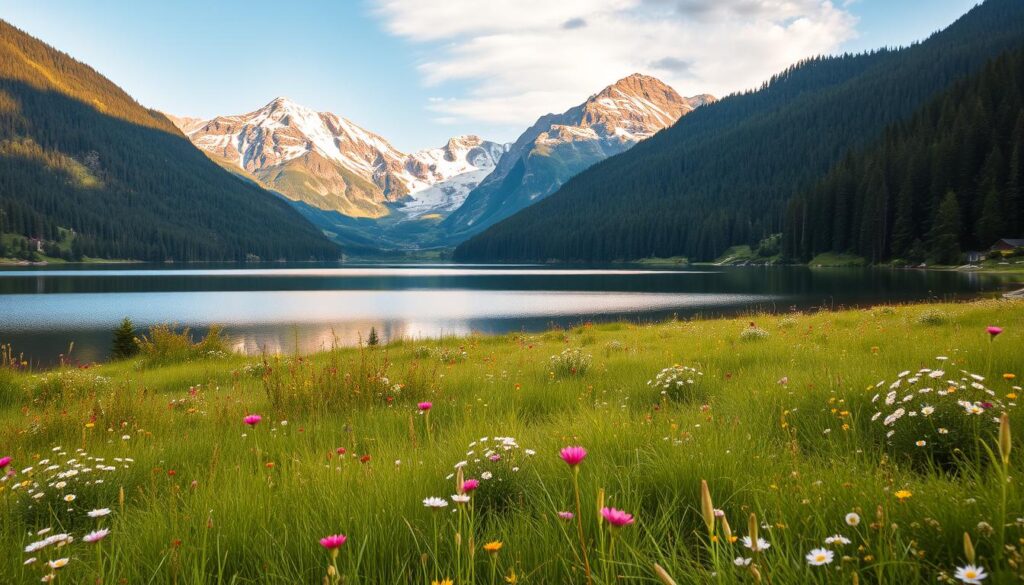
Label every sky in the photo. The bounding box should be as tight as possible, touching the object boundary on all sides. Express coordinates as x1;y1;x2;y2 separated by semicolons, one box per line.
2;0;981;152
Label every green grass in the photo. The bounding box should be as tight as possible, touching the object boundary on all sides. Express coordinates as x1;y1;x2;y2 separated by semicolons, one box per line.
808;252;867;267
1;300;1022;584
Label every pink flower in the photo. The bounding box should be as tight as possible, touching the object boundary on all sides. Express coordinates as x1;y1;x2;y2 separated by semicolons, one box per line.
0;456;11;469
600;507;635;527
418;402;432;411
987;326;1003;337
559;446;587;467
83;529;109;543
557;511;575;521
319;534;348;549
243;414;262;426
461;479;480;492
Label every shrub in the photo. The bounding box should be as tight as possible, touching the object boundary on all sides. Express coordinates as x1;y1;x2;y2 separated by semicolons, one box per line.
778;316;798;329
604;340;626;354
29;368;112;405
739;326;769;342
549;348;591;378
648;364;705;402
868;363;1017;469
135;324;228;366
413;346;468;363
916;309;949;326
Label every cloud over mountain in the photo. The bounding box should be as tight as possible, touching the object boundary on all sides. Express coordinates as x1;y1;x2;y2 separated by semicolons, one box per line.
371;0;857;125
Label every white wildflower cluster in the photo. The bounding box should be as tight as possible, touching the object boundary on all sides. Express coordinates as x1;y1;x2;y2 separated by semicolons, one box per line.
5;446;132;509
739;327;769;342
648;364;705;401
22;508;113;580
869;362;1018;463
413;346;469;364
444;436;535;502
549;348;592;377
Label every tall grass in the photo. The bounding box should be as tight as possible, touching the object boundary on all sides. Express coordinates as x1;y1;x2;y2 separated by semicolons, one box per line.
0;299;1021;583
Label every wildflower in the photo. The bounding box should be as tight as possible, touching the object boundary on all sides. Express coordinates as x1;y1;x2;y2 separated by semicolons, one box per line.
243;414;262;426
733;557;752;566
557;511;574;521
600;507;635;527
63;494;76;502
921;406;935;416
418;401;432;411
806;548;834;566
0;456;10;469
336;447;346;455
986;326;1003;338
916;440;927;447
825;534;851;545
47;558;69;569
461;479;479;492
1004;373;1017;380
483;541;503;554
432;580;454;585
359;455;371;464
559;446;587;467
319;534;347;550
954;564;988;584
83;529;109;543
741;536;771;551
423;497;448;508
24;557;36;565
895;489;912;502
451;494;470;504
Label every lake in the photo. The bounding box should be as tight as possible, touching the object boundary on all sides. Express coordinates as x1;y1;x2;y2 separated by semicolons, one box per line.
0;263;1019;364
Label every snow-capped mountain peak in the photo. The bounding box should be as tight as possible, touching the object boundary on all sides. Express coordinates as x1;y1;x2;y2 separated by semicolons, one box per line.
173;99;507;219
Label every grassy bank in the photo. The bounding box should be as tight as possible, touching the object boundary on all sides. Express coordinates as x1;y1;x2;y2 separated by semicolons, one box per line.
0;300;1022;584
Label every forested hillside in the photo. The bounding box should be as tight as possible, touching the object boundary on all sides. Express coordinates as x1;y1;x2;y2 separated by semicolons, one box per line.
784;48;1024;264
0;20;338;262
454;0;1024;263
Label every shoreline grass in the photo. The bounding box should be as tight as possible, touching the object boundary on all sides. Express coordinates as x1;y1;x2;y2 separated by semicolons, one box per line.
0;299;1021;583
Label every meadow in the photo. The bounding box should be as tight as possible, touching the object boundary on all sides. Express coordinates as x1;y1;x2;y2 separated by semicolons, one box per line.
0;299;1022;584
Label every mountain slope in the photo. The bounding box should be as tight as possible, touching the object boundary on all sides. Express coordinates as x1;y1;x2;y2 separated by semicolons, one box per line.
175;99;506;220
0;20;338;262
454;0;1024;263
443;74;711;240
784;47;1024;264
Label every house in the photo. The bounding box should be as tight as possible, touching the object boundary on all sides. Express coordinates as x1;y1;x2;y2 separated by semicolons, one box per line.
990;238;1024;252
966;250;985;263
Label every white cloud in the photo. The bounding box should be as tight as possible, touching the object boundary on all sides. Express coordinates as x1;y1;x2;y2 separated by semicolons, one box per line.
371;0;857;126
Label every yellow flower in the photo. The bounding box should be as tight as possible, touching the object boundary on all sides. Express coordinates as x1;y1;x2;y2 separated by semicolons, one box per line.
432;580;453;585
84;422;95;429
1004;373;1016;380
1007;393;1018;400
505;569;518;584
894;490;912;502
483;541;503;554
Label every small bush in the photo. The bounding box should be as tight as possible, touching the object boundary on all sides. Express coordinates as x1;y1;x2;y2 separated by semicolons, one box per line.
604;340;626;354
648;364;705;402
135;324;228;366
739;326;769;342
30;368;112;405
778;316;798;329
549;348;591;378
916;309;949;326
868;364;1017;469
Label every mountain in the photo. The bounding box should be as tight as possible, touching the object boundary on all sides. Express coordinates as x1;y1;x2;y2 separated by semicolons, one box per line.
442;74;712;240
0;20;337;262
784;47;1024;264
454;0;1024;263
173;99;506;220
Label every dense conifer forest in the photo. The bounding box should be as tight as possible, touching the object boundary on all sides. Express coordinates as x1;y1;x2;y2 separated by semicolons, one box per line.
454;0;1024;263
783;48;1024;264
0;20;338;262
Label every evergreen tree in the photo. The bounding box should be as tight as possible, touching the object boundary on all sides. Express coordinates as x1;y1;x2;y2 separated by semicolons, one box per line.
111;317;138;360
929;192;963;264
974;186;1006;247
367;327;380;347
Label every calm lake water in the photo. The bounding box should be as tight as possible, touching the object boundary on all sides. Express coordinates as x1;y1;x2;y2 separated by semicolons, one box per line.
0;263;1019;363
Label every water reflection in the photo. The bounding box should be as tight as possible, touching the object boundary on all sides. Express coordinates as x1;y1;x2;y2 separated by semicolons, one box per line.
0;264;1018;363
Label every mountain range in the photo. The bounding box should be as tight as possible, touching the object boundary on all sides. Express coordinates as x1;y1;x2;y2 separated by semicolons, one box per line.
169;100;508;221
171;74;710;252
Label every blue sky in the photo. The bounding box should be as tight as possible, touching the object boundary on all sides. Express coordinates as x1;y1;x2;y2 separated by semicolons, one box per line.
2;0;980;151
